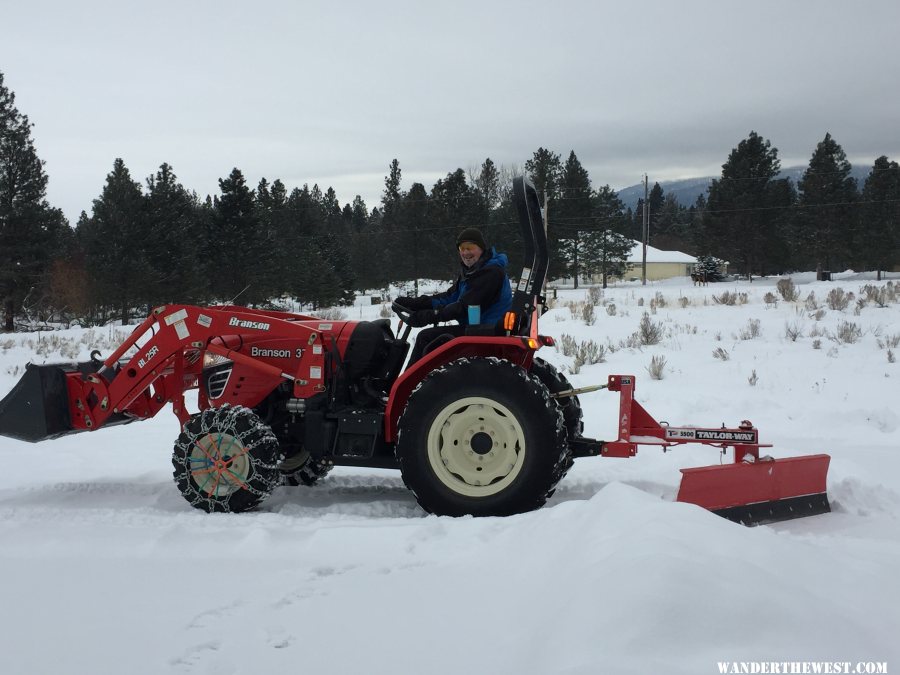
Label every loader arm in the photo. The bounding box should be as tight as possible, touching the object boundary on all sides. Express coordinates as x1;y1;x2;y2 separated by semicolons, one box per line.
0;305;328;442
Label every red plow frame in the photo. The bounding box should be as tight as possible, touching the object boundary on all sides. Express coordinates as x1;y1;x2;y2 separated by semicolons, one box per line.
572;375;830;525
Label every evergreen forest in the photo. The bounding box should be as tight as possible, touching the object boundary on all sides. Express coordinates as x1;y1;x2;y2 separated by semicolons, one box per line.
2;71;898;330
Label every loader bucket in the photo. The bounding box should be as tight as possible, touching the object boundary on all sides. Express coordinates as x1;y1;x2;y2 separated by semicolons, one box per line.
0;363;76;442
676;454;831;525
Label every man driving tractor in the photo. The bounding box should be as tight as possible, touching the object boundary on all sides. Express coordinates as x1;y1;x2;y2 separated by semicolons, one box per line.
394;227;513;365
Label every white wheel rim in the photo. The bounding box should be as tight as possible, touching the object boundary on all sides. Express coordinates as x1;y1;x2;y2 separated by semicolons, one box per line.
426;396;526;497
188;431;251;497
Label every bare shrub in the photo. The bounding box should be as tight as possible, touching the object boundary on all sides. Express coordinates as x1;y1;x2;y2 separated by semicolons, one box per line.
582;302;596;326
811;308;826;321
713;291;737;306
812;339;822;350
654;292;667;308
784;321;804;342
713;291;748;306
763;292;778;308
776;278;800;302
605;303;617;317
638;312;664;345
312;308;347;320
576;340;605;366
712;347;730;361
567;301;580;319
861;284;889;308
559;334;578;357
830;320;862;344
748;369;759;386
809;324;824;338
379;303;392;318
572;339;606;373
678;296;690;309
826;287;850;311
877;333;900;350
805;292;819;311
737;318;762;340
587;286;603;305
888;349;896;364
646;355;667;380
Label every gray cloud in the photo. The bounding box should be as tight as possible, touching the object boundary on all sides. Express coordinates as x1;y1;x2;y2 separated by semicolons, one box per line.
3;0;898;223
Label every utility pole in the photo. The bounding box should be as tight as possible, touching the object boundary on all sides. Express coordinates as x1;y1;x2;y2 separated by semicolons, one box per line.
642;173;649;286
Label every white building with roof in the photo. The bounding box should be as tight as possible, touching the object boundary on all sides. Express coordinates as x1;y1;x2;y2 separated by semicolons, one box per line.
625;241;698;281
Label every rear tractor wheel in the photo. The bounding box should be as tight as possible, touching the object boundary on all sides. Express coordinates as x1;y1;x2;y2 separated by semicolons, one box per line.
529;357;583;479
396;357;567;517
172;405;283;513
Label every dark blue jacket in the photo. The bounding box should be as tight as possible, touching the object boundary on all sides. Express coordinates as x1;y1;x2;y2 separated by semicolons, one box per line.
427;247;513;326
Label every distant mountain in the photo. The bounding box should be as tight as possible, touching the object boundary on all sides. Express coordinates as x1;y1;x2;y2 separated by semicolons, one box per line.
616;165;872;211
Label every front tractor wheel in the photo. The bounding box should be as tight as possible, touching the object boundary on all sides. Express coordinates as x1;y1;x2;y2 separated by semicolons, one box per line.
396;357;567;517
172;405;283;513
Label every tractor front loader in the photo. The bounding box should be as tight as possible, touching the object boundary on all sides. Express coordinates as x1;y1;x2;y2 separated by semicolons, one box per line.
0;177;830;524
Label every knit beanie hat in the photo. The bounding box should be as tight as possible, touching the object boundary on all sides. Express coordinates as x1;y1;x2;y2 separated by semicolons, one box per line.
456;227;487;250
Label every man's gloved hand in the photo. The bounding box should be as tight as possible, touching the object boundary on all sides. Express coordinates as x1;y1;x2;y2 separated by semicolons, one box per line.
405;308;439;328
395;296;432;311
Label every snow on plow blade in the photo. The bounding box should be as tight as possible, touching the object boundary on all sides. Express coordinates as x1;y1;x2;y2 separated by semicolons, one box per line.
0;362;134;442
676;454;831;525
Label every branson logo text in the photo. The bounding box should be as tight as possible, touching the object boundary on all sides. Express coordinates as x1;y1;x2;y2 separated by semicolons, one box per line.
228;317;270;331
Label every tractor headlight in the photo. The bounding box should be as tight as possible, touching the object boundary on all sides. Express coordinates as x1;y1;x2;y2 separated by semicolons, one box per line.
203;352;232;369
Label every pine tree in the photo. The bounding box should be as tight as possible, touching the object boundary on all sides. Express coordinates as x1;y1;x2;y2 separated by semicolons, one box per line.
860;156;900;279
798;133;858;279
584;185;631;288
78;158;149;324
525;148;563;279
555;151;592;286
647;182;665;238
382;159;403;216
144;163;204;304
209;168;272;305
702;131;789;278
524;148;562;200
475;157;500;209
0;70;71;330
396;182;436;294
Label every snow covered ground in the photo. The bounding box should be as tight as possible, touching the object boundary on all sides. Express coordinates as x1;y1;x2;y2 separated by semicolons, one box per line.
1;272;898;675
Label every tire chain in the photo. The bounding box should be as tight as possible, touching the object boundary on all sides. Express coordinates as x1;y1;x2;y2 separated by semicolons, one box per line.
173;404;283;513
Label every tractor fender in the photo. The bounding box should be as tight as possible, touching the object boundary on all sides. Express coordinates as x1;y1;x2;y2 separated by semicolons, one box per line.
384;335;535;442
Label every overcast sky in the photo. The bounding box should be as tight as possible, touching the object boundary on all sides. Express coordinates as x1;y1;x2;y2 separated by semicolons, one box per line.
3;0;899;224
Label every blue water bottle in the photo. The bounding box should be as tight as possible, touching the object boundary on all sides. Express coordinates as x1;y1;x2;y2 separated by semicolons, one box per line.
467;305;481;325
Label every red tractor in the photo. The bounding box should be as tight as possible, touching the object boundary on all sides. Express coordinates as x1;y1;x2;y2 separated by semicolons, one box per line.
0;178;829;524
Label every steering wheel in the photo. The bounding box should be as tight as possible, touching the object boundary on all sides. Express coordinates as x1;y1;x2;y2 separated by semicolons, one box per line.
391;301;414;323
391;301;414;340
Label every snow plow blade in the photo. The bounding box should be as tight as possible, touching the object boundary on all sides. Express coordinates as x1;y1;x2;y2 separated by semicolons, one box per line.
0;362;133;442
676;454;831;525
